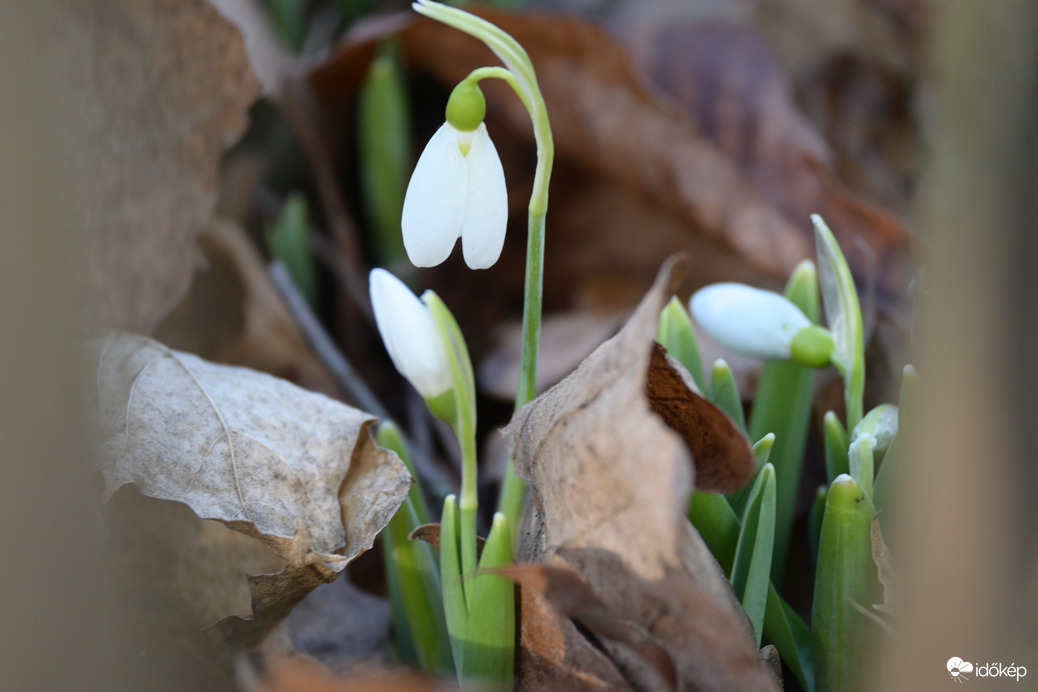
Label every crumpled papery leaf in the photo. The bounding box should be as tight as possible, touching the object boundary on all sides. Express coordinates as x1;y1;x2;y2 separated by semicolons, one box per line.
59;0;261;332
96;333;412;646
507;256;776;691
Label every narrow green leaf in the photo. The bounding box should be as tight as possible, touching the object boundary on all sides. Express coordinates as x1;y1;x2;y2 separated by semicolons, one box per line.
381;525;418;665
823;411;850;484
359;45;411;268
266;193;317;308
440;495;468;674
848;435;875;502
709;359;745;432
812;475;878;692
462;513;515;685
384;496;453;674
726;434;774;517
812;215;865;430
748;259;819;584
690;488;813;687
730;464;777;645
377;421;431;525
808;484;828;568
689;490;740;575
657;296;706;390
765;585;815;692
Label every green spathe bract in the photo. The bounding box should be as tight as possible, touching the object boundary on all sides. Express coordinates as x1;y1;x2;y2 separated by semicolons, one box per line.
812;215;866;430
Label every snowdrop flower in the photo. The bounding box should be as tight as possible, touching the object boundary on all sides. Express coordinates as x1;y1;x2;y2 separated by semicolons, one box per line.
402;81;508;270
690;283;834;367
370;268;452;398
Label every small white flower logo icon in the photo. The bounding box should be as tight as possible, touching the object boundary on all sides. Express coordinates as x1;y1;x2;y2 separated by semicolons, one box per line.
947;657;973;683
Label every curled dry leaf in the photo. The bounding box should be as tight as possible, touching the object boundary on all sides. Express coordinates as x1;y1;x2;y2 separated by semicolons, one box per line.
95;333;411;646
507;256;775;691
493;564;678;692
58;0;260;332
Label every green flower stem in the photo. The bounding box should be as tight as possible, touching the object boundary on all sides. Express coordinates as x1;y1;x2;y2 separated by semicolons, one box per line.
413;2;555;534
423;293;479;574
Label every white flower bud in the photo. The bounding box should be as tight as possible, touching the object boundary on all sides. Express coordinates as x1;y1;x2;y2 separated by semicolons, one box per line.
690;283;812;361
369;268;452;398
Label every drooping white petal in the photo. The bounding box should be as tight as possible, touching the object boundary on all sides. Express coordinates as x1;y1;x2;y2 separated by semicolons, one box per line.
460;123;508;269
369;268;452;398
690;283;811;361
402;122;468;267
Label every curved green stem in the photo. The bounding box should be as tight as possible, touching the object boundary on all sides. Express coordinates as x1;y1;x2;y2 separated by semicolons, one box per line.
414;0;556;539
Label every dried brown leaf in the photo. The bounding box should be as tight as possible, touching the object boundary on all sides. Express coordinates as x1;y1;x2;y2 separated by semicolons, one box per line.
647;344;754;492
59;0;260;332
96;333;411;645
507;256;776;691
623;23;912;302
495;564;678;692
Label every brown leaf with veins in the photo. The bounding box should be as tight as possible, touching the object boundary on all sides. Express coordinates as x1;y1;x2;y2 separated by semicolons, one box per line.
58;0;260;332
507;256;775;691
95;333;411;646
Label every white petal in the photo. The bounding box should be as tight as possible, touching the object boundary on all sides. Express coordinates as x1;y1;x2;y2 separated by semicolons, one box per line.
402;123;467;267
369;268;452;397
460;123;508;269
690;283;811;360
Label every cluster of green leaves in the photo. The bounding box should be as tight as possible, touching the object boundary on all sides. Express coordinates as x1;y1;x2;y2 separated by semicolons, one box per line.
660;217;910;691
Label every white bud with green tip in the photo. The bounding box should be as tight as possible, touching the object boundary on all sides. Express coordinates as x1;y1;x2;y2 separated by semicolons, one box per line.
402;79;507;270
691;283;835;366
369;268;453;399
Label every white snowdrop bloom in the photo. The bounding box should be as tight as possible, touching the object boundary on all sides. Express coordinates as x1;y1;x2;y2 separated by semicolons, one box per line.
369;268;452;398
690;283;812;361
401;121;508;270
